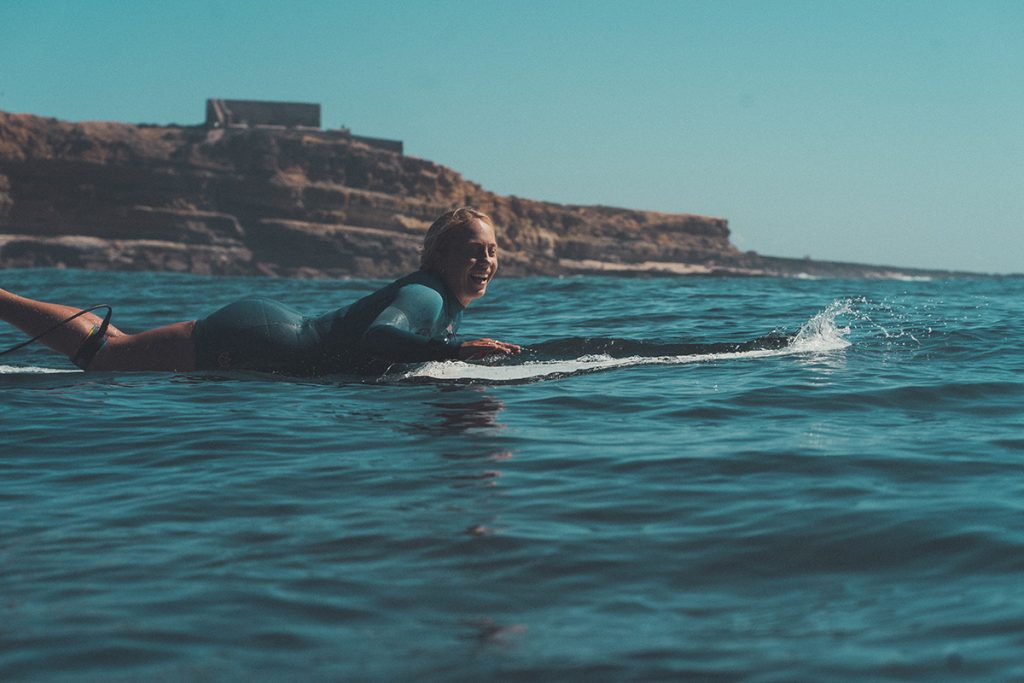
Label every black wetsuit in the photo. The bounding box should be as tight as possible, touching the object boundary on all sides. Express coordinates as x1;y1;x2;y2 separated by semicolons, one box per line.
192;270;464;375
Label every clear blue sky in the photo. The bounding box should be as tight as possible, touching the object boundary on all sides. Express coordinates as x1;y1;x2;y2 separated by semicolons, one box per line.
2;0;1022;273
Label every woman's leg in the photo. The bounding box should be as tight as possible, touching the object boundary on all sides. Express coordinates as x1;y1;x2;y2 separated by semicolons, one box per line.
0;288;197;371
89;321;197;372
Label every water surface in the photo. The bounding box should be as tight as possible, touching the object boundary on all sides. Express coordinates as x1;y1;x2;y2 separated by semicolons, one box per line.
3;269;1023;681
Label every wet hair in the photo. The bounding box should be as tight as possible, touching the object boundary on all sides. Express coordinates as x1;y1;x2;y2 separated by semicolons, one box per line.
420;207;494;271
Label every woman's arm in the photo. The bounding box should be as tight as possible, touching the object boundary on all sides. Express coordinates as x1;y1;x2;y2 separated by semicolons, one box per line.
360;285;519;362
362;322;462;362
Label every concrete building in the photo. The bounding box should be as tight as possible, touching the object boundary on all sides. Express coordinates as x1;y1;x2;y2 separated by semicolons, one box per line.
206;99;320;129
204;98;403;154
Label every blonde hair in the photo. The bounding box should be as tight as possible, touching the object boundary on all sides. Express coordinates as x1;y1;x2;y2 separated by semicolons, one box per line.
420;207;494;271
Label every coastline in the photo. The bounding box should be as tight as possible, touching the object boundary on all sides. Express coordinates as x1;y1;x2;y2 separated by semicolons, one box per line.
0;110;1005;280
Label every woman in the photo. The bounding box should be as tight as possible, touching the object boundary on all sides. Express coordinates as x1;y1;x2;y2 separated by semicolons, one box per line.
0;207;521;374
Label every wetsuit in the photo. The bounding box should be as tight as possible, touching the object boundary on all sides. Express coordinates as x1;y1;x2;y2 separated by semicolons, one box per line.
192;270;463;375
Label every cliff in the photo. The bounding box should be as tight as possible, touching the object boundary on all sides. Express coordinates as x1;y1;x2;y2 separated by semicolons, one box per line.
0;110;751;278
0;110;982;279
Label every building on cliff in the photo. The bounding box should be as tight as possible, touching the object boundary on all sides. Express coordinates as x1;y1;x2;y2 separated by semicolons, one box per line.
206;99;321;129
204;98;403;154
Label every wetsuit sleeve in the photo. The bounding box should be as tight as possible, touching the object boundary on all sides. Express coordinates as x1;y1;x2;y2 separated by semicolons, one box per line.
361;284;461;362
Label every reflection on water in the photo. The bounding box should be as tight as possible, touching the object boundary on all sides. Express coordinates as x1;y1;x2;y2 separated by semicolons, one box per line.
461;617;529;649
405;385;508;437
797;348;848;379
398;386;516;536
391;387;528;657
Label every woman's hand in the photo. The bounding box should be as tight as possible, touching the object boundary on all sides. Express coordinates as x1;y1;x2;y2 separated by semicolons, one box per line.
458;338;522;360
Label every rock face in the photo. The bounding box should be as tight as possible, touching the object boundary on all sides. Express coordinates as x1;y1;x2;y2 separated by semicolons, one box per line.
0;110;987;279
0;110;747;278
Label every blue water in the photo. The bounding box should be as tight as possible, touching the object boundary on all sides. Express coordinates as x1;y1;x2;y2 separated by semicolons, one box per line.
2;268;1023;681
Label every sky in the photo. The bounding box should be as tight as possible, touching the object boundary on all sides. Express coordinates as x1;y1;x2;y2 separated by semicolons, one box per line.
2;0;1022;273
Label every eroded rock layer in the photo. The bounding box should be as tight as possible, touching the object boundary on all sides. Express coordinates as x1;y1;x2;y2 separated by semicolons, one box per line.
0;111;744;278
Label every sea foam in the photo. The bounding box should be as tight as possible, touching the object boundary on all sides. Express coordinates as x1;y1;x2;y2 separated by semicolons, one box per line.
0;364;78;374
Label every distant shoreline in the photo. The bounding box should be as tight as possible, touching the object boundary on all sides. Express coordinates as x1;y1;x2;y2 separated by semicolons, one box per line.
0;108;1007;280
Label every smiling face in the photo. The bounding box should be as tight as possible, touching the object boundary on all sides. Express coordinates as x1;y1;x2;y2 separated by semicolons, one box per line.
436;218;499;307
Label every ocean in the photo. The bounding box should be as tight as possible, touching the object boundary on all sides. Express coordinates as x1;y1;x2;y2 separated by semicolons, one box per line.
2;268;1023;682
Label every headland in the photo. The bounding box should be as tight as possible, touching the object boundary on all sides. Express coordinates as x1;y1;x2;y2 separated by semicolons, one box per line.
0;102;986;279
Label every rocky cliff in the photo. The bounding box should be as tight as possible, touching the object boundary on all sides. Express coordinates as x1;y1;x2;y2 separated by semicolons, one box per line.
0;110;984;280
0;110;754;278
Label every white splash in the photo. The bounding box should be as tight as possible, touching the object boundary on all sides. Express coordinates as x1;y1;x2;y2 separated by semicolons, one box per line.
0;364;79;375
788;298;855;354
400;299;853;384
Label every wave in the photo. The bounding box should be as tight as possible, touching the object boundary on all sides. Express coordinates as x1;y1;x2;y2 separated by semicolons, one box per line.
398;299;854;384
